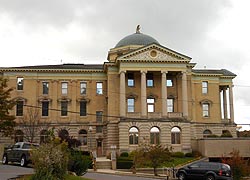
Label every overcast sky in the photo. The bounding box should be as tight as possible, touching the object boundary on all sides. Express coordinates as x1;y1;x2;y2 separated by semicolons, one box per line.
0;0;249;130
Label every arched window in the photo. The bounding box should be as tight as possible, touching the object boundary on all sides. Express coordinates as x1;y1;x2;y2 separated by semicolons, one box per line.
150;127;160;145
203;129;212;138
40;129;49;143
79;129;88;145
58;129;69;141
171;127;181;144
129;127;139;145
15;130;24;142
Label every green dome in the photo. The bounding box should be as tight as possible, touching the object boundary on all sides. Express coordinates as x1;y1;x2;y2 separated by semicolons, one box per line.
115;32;160;48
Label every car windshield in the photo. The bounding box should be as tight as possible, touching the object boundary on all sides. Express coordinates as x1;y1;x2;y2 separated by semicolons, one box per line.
23;143;39;149
222;164;231;170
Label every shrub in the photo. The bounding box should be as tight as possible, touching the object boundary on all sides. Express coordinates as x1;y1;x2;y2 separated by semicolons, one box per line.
31;142;69;180
185;152;193;157
120;152;129;157
172;152;185;158
117;156;133;169
68;151;90;176
222;150;249;180
221;132;233;137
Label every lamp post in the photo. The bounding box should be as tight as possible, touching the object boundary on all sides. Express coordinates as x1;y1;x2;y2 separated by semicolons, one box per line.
88;126;96;171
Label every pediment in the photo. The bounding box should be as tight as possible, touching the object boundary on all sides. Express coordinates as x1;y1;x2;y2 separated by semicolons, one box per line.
117;44;191;63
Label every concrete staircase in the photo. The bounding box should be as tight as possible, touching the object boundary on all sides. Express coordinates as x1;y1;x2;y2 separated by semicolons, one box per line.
96;157;112;169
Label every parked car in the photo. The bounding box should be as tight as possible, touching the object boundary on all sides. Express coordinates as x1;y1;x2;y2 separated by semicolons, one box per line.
2;142;39;167
176;161;232;180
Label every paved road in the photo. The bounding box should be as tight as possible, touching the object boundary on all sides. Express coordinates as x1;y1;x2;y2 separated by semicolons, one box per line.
0;164;162;180
0;164;34;180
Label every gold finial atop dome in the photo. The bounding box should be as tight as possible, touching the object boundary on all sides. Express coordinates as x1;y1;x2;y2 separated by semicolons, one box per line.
136;25;141;33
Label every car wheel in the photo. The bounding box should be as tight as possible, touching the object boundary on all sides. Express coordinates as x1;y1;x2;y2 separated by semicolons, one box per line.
178;172;186;180
2;154;8;164
20;155;27;167
206;175;215;180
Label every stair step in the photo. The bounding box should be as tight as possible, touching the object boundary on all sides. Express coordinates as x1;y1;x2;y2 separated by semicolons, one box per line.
95;158;112;169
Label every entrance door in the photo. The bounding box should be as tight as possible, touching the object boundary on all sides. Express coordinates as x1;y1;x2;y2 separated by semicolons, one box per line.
96;139;102;157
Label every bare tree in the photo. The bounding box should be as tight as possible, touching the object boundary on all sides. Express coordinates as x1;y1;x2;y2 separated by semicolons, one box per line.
19;106;50;143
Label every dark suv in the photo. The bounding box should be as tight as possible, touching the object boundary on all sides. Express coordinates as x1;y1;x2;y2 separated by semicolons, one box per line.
176;161;232;180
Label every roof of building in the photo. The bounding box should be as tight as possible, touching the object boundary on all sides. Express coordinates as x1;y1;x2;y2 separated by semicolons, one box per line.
3;64;103;70
192;69;237;77
115;25;160;48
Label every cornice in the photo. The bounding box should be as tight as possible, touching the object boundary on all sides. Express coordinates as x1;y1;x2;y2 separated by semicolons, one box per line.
0;68;104;73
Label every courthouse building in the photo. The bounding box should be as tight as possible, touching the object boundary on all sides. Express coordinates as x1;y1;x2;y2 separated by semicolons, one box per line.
0;27;237;157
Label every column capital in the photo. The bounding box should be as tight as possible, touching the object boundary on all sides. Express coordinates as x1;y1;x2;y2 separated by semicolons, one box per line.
140;70;147;74
161;70;168;74
119;71;126;74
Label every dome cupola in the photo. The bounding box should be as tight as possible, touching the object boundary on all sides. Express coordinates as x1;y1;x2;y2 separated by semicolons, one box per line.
115;25;160;48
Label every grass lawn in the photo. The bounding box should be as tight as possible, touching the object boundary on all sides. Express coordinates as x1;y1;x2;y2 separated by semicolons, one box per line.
17;174;92;180
162;157;198;167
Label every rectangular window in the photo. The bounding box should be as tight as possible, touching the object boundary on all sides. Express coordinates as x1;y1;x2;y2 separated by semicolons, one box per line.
202;81;208;94
16;101;24;116
96;82;103;95
61;101;68;116
202;103;209;117
17;77;24;90
167;99;174;112
166;79;173;87
96;111;103;123
80;101;87;116
127;73;134;87
96;126;103;133
127;98;135;112
147;98;155;112
42;101;49;116
80;82;87;95
146;73;154;87
61;82;68;95
42;82;49;95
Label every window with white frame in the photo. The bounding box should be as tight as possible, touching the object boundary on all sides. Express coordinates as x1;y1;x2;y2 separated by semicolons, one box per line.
96;111;103;123
167;98;174;112
166;79;173;87
16;100;24;116
150;127;160;144
17;77;24;90
96;82;103;95
127;73;134;87
40;130;49;143
127;98;135;112
129;127;139;145
202;103;209;117
202;81;208;94
147;98;155;112
78;129;87;145
171;127;181;144
80;82;87;95
61;82;68;95
61;101;68;116
80;101;87;116
203;129;212;138
146;73;154;87
42;101;49;116
15;130;24;142
42;82;49;95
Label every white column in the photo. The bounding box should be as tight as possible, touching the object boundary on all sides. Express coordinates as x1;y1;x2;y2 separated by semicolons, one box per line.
141;71;147;117
223;87;228;119
161;71;168;116
229;85;234;122
182;71;188;117
120;71;126;117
